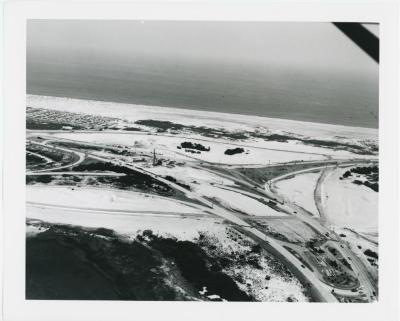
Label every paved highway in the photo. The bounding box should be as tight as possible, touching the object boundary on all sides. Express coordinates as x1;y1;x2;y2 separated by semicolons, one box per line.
26;134;378;302
38;136;341;301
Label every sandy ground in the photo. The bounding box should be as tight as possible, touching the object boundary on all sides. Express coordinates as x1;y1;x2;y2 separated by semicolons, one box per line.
45;131;330;165
275;172;320;216
26;186;203;214
322;168;378;233
27;94;378;142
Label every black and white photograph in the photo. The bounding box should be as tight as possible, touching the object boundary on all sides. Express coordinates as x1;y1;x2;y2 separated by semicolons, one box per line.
23;19;382;303
23;19;381;303
2;1;400;320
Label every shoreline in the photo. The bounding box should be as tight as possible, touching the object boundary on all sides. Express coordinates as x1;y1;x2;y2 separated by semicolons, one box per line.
26;94;378;141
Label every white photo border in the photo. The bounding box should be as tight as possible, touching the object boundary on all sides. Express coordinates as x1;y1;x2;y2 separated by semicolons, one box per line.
2;1;399;321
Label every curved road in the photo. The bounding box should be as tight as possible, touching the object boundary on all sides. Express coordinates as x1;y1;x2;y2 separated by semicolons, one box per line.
26;134;378;302
26;140;85;174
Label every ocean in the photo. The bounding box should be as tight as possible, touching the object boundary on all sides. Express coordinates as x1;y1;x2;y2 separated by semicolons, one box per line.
27;57;378;129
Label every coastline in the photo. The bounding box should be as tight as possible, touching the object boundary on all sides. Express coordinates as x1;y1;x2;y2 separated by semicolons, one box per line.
27;94;378;142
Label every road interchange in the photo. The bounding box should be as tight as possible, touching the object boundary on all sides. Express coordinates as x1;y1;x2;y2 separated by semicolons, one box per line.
26;131;378;302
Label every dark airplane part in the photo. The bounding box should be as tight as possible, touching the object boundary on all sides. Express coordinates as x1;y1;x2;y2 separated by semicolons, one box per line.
333;22;379;63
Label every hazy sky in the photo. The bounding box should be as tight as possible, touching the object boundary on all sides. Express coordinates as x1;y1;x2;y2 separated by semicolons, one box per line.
27;20;379;128
28;20;378;73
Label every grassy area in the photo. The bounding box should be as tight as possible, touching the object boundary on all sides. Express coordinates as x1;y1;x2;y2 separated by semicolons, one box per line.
26;223;252;301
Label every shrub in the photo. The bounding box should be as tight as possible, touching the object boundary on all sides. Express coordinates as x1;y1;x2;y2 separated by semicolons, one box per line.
364;249;378;259
224;147;245;155
180;142;210;152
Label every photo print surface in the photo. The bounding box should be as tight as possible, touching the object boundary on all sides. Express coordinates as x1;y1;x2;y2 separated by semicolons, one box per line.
25;20;379;302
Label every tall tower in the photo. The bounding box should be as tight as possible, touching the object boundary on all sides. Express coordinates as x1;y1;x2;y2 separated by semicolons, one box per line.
153;149;157;166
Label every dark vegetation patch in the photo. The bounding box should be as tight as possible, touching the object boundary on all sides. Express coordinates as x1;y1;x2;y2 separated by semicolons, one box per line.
224;147;245;155
342;165;379;192
180;141;210;152
364;249;378;260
